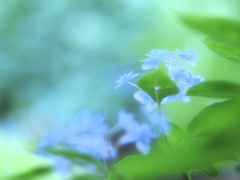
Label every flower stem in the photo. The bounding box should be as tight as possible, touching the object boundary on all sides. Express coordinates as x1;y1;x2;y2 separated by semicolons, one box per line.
154;90;161;112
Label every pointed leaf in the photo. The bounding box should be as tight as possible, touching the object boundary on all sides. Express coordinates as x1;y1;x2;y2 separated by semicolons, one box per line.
72;175;105;180
158;122;185;152
186;100;240;140
136;68;179;104
107;101;240;180
179;15;240;45
201;39;240;65
8;166;52;180
186;81;240;100
199;164;219;177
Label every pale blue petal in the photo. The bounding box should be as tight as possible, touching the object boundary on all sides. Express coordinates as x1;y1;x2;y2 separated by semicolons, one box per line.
183;59;196;66
117;110;139;131
119;133;138;145
142;59;159;70
136;140;150;154
133;91;151;104
129;73;139;80
165;95;176;102
177;95;190;102
145;101;157;112
193;75;204;84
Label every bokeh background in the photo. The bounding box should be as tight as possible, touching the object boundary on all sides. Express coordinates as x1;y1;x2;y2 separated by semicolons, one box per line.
1;0;240;179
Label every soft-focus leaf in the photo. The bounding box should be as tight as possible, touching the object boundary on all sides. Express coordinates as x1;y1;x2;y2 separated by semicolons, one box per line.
179;15;240;45
158;122;185;152
136;68;179;104
107;101;240;180
199;164;218;177
186;100;240;140
181;172;191;180
235;164;240;173
186;81;240;100
201;39;240;65
45;148;100;166
72;175;105;180
8;166;52;180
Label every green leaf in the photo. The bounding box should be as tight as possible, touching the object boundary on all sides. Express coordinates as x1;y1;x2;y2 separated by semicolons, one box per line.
8;166;52;180
179;15;240;45
186;81;240;100
45;148;100;166
181;172;192;180
201;39;240;65
72;175;105;180
107;101;240;180
199;164;219;177
186;100;240;140
136;68;179;104
158;122;185;152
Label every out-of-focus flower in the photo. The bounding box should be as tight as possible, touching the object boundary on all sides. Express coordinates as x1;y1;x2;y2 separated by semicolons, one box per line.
175;49;198;66
68;110;108;135
165;62;189;82
119;124;156;154
182;70;205;87
148;112;169;134
114;71;139;89
141;49;176;70
162;82;190;103
67;134;117;162
133;91;157;112
116;110;157;154
37;126;68;149
51;156;71;176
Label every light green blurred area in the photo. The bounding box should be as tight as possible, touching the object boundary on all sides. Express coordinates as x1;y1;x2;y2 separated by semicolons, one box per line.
0;0;240;178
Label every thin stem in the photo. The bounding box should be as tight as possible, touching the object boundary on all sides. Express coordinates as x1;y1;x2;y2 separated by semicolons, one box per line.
127;81;141;89
154;90;161;112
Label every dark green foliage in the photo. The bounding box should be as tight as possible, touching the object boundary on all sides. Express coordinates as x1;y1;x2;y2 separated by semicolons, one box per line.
107;100;240;180
181;172;192;180
199;164;218;178
8;166;52;180
72;175;105;180
45;148;100;166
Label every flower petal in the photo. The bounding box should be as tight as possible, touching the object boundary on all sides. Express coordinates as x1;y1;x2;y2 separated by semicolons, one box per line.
136;140;150;154
141;59;159;70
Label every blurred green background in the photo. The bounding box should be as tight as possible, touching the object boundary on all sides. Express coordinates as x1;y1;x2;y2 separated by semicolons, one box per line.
1;0;240;179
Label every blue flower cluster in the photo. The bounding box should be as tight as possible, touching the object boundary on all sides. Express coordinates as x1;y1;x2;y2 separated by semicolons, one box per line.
37;110;116;174
37;48;204;176
115;48;204;112
37;109;168;174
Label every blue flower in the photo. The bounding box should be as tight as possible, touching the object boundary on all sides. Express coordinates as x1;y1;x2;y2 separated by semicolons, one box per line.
176;49;198;66
116;110;157;154
67;134;117;162
51;156;71;176
148;112;169;135
133;91;157;112
114;71;139;89
67;110;108;136
165;62;189;82
141;49;176;70
162;81;190;103
182;70;205;87
37;126;68;149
